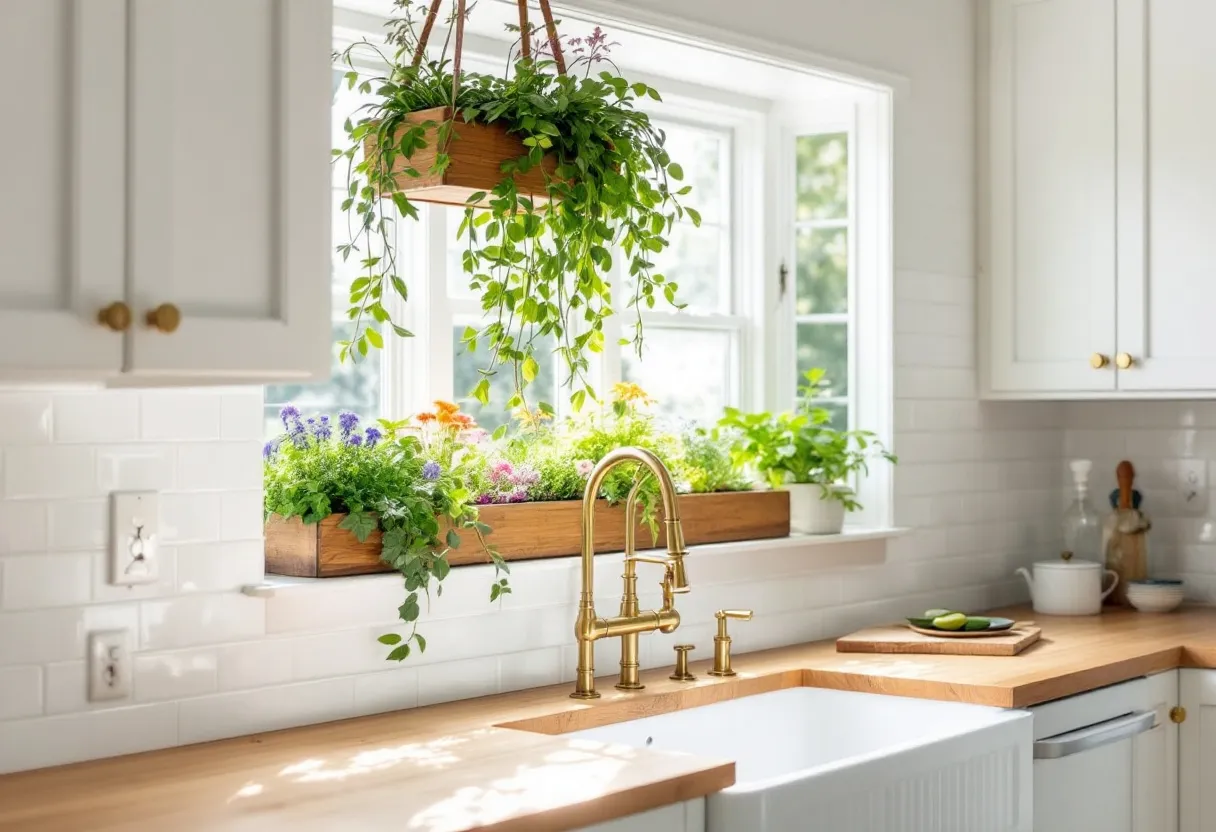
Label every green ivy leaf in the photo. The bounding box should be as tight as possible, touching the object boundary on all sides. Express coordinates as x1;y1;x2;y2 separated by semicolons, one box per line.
445;529;461;550
338;510;378;543
667;163;684;181
522;357;539;383
378;633;402;645
387;644;412;661
415;634;427;653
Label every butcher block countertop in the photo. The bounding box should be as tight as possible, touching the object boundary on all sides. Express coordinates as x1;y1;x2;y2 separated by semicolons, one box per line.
6;605;1216;832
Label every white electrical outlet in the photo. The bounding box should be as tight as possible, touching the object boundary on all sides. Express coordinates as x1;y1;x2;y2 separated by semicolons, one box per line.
1178;460;1208;515
88;630;131;702
110;491;159;586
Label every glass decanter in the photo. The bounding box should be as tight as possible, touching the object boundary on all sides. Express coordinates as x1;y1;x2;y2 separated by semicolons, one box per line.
1062;459;1103;562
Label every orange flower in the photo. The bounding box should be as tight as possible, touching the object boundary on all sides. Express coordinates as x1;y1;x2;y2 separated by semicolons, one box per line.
434;400;460;416
453;413;476;428
415;411;437;424
611;382;654;405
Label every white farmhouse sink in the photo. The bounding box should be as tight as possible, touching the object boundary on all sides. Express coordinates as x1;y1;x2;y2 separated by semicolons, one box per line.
570;687;1033;832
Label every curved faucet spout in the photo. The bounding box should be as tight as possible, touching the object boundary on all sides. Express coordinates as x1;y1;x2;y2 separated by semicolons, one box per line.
572;446;690;699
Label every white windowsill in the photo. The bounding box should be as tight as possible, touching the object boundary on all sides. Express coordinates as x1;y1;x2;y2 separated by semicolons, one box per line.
242;527;908;598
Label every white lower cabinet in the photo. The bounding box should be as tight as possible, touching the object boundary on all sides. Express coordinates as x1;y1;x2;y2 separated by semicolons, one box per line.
1180;669;1216;832
1031;672;1177;832
580;799;704;832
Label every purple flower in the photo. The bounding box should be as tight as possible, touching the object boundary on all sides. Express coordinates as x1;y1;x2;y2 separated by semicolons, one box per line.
422;461;441;481
345;433;363;447
364;427;383;448
262;439;279;460
279;405;301;430
509;489;528;503
575;459;595;477
312;415;332;441
338;411;360;437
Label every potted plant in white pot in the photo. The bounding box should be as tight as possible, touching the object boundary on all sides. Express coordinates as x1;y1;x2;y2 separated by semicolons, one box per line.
719;369;896;534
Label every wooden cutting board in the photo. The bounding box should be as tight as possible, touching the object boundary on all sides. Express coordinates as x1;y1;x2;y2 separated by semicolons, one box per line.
836;623;1042;656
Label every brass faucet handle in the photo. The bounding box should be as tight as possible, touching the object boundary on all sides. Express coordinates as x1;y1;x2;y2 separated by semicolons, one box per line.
627;556;677;610
709;609;752;678
670;644;696;682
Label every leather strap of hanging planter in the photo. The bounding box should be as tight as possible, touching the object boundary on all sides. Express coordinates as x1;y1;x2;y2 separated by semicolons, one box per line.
369;0;566;207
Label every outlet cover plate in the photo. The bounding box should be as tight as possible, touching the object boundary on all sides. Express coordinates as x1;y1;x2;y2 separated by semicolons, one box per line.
1178;460;1208;515
110;491;159;586
88;630;131;702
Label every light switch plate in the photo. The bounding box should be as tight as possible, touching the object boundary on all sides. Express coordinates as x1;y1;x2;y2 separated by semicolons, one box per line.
88;630;131;702
110;491;159;586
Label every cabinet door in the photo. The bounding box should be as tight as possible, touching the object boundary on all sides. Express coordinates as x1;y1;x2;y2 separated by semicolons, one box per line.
125;0;331;381
1133;670;1178;832
1180;669;1216;832
0;0;126;375
1115;0;1216;391
985;0;1117;393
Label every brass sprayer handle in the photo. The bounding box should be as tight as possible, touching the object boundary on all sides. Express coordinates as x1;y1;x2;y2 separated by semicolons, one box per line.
709;609;752;677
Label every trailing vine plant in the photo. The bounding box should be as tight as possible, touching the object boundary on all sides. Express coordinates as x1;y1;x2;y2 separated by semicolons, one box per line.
334;0;697;415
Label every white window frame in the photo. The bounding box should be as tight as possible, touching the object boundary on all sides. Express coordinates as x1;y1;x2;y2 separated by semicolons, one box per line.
769;94;894;528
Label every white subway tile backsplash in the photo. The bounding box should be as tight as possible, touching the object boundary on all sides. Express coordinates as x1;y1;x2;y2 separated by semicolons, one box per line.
0;393;53;445
176;442;262;491
139;594;264;651
290;629;385;681
141;392;222;442
0;666;42;720
220;490;264;541
47;499;107;551
96;444;176;493
175;541;264;593
0;603;138;666
90;549;178;604
44;660;91;715
54;392;140;444
177;678;353;745
352;667;418;716
221;390;267;440
134;648;217;702
417;656;498;707
0;554;92;610
0;702;179;774
216;640;294;691
5;446;95;499
498;647;563;694
159;492;224;544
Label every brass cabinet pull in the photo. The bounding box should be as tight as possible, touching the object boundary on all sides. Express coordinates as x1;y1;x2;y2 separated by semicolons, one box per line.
145;303;182;333
96;302;132;332
1090;353;1111;369
1171;705;1187;724
1116;352;1136;370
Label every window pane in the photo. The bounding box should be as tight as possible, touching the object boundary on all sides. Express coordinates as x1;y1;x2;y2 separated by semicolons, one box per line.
264;321;381;435
796;133;848;221
795;323;848;397
795;227;847;315
452;324;559;431
647;222;727;314
798;399;849;433
654;122;727;225
621;328;731;425
445;207;478;299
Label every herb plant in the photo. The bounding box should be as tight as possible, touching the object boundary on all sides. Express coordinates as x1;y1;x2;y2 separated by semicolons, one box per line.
263;406;510;660
718;369;896;510
334;1;697;414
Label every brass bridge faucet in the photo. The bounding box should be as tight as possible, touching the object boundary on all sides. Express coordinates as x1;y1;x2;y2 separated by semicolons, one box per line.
571;447;690;699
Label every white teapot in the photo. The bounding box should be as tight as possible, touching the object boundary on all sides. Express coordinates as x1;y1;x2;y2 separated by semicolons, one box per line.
1016;554;1118;615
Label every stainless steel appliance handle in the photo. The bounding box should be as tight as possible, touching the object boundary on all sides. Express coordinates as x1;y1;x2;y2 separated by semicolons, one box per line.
1033;709;1156;760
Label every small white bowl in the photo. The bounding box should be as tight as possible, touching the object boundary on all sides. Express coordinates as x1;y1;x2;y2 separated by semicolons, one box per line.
1127;580;1185;614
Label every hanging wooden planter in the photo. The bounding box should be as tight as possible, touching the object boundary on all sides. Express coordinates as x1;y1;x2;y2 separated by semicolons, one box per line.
363;107;559;208
362;0;567;208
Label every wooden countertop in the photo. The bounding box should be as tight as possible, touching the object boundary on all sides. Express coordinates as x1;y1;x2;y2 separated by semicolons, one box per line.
5;605;1216;831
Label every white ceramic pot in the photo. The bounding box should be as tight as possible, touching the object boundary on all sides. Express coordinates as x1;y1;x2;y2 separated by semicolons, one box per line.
784;483;848;535
1015;557;1119;615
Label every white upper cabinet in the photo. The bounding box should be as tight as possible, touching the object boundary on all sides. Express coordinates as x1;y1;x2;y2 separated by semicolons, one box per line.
1115;0;1216;392
0;0;332;384
0;0;127;376
984;0;1118;395
984;0;1216;398
125;0;332;382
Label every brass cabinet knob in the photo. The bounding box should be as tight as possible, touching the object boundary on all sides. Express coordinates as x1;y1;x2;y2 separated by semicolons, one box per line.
670;644;696;682
96;302;132;332
708;609;753;677
1171;705;1187;724
1090;353;1110;369
1116;352;1135;370
145;303;182;333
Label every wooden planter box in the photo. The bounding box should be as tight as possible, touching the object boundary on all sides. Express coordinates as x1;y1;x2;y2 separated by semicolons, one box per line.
364;106;558;208
265;490;790;578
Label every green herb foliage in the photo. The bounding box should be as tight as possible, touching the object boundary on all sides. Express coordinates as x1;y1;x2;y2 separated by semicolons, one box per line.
718;369;897;510
334;2;697;415
263;407;508;661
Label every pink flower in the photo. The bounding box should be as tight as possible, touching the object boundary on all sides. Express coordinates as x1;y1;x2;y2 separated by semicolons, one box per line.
575;459;595;477
489;460;515;483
